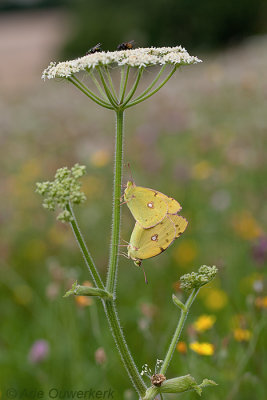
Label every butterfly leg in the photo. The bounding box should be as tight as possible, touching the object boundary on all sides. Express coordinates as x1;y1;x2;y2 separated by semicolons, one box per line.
118;252;129;259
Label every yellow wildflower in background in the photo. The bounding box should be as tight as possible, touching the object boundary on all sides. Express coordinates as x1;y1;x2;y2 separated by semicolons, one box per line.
203;288;228;311
48;225;72;246
81;176;104;199
75;281;94;307
21;239;47;262
193;315;216;332
173;239;198;265
255;296;267;309
232;211;262;240
233;328;251;342
90;149;111;168
192;161;213;180
13;284;33;306
176;341;187;354
190;342;214;356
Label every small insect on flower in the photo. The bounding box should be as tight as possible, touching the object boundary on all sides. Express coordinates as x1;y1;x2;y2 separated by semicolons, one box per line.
117;40;135;50
86;43;102;55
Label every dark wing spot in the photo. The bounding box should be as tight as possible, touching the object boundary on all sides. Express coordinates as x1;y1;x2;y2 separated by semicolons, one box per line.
166;239;169;243
154;192;158;196
160;247;166;253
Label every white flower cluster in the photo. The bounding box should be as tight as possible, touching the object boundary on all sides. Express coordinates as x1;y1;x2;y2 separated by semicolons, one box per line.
42;46;202;80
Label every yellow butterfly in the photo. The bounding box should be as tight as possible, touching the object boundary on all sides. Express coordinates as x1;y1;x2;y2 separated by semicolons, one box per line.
127;214;188;266
123;181;181;229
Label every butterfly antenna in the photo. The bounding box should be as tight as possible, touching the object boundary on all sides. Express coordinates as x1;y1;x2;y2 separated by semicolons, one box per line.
141;265;148;285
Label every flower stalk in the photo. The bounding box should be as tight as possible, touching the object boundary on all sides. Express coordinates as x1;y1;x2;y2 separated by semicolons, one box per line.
106;110;124;294
66;203;105;289
160;289;199;376
37;46;218;400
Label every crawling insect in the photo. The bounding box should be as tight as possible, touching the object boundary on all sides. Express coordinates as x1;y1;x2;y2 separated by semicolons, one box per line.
86;43;102;55
117;40;135;50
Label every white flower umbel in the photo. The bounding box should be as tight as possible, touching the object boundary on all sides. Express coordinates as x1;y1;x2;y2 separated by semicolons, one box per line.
42;46;202;110
42;47;201;79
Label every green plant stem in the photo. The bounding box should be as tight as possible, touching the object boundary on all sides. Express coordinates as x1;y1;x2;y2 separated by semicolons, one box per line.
86;68;108;101
66;203;105;289
104;66;118;101
106;110;124;294
122;67;144;107
133;65;167;102
68;77;113;110
125;66;177;108
160;288;199;375
97;67;118;108
119;66;130;103
103;300;147;397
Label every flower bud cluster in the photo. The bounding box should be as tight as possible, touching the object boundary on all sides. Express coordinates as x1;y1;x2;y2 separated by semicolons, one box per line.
36;164;86;222
180;265;218;291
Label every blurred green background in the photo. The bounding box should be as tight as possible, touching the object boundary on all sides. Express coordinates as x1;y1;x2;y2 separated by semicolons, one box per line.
0;1;267;400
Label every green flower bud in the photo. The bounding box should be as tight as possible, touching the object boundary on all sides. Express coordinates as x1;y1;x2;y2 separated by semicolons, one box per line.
36;164;86;223
180;265;218;292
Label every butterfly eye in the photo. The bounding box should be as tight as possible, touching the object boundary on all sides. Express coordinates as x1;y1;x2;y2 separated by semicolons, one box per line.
151;234;158;241
147;202;154;209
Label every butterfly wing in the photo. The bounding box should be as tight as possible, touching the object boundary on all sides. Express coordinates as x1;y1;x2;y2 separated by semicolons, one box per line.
124;182;168;228
157;193;182;214
168;214;188;238
128;216;176;261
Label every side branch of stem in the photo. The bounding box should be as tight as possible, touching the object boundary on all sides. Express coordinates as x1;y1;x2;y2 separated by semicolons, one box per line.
66;203;105;289
160;288;199;375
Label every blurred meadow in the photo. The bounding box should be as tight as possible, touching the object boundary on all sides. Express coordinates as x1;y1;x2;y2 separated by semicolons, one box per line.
0;2;267;400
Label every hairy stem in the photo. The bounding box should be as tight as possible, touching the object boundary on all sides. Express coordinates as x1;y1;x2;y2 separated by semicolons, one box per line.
106;110;124;294
103;300;147;396
66;203;105;289
160;289;199;375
